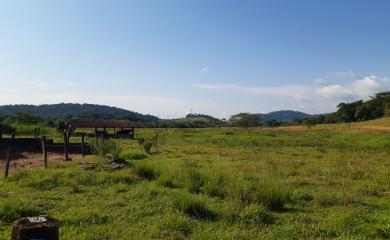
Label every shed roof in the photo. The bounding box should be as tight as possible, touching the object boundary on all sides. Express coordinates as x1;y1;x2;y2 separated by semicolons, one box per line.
70;119;136;129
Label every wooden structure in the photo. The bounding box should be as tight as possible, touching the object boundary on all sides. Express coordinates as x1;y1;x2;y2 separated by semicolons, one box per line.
69;119;136;139
0;137;90;154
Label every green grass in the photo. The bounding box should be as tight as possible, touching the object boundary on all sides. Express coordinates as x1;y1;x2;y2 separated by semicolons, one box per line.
0;120;389;239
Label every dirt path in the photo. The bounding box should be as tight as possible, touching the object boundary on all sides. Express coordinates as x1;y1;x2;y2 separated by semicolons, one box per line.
0;152;81;170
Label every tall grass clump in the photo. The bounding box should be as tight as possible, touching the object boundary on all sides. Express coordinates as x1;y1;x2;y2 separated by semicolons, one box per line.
93;140;122;160
158;172;178;188
134;163;157;180
120;149;147;160
238;204;274;226
172;192;216;220
203;172;228;199
0;201;42;223
253;178;291;211
184;166;204;194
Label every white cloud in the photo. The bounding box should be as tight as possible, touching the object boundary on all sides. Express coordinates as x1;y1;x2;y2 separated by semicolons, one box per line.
314;78;325;85
1;75;388;119
334;71;356;78
193;75;390;114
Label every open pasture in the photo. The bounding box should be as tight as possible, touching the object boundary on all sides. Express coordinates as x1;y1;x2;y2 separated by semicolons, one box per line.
0;118;389;239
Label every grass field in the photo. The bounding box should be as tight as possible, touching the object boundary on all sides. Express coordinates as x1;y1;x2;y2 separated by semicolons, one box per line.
0;118;389;239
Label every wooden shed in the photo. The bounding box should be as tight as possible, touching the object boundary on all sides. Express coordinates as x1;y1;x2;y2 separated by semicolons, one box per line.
69;119;136;139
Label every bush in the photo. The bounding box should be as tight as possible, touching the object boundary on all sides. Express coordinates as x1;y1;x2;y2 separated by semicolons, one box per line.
134;164;157;180
172;192;216;220
253;179;291;211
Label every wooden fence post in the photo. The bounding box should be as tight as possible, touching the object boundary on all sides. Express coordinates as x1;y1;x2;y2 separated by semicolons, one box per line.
42;136;48;168
81;133;85;158
0;123;3;139
63;132;69;161
4;134;15;177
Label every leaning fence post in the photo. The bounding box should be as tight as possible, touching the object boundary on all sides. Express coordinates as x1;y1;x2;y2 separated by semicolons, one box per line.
42;136;48;168
5;134;15;177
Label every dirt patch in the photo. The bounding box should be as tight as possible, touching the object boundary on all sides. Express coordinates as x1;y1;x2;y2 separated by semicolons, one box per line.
0;152;81;170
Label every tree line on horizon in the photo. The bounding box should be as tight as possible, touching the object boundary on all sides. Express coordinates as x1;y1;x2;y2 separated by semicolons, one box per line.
0;91;389;132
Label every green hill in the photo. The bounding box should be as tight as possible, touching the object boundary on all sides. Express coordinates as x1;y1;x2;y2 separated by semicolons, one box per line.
0;103;159;122
255;110;316;122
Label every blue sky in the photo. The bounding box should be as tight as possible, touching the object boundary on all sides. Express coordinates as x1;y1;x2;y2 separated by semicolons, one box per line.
0;0;389;118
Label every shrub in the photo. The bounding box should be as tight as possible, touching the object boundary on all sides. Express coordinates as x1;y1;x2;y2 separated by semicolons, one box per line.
134;164;157;180
172;192;216;220
254;179;291;211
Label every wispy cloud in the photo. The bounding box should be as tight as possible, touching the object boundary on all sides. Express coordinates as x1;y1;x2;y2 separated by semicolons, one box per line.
333;71;356;78
192;75;390;113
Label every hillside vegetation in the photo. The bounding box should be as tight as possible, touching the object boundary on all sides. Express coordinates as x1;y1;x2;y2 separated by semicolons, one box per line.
0;120;389;239
0;103;158;122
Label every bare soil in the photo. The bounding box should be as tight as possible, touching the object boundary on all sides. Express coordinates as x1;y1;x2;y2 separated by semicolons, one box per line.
0;152;81;170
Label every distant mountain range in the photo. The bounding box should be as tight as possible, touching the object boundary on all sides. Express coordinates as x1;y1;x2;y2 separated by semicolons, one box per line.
0;103;318;123
255;110;318;122
0;103;159;122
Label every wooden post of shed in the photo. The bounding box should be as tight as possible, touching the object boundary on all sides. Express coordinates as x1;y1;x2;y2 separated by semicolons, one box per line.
4;134;15;177
81;133;85;158
42;136;48;169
